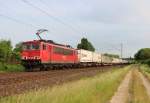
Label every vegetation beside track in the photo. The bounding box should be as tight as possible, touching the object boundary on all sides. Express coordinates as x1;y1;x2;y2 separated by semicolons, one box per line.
0;66;130;103
0;62;24;72
0;39;24;72
140;65;150;81
134;48;150;66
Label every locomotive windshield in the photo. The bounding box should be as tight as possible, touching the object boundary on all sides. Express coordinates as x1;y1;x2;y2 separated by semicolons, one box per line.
22;43;40;50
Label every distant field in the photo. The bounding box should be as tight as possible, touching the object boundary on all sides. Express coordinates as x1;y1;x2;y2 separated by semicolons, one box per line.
0;66;130;103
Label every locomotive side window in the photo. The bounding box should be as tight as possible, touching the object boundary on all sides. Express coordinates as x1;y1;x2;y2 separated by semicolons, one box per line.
64;49;73;55
53;46;73;55
54;47;63;54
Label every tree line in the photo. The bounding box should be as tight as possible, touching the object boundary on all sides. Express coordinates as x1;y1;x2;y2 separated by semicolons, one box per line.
0;39;22;64
134;48;150;66
104;53;119;58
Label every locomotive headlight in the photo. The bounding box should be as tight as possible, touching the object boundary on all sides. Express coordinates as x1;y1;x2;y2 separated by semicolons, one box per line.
22;56;26;60
34;56;40;59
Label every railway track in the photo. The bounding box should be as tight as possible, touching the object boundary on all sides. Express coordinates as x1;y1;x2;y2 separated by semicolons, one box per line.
0;65;124;97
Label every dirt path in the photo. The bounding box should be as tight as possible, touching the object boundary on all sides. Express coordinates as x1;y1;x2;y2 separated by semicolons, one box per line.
110;65;150;103
138;71;150;97
109;70;132;103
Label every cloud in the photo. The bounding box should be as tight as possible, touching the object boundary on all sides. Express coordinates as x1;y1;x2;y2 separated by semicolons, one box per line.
0;0;150;57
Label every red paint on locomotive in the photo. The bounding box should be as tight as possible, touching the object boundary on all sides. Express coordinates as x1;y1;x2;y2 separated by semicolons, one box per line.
21;40;78;64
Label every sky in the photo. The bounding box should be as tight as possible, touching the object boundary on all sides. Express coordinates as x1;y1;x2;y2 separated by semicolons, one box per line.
0;0;150;58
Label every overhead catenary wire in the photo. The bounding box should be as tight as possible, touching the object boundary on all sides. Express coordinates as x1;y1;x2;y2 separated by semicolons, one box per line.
0;13;64;42
105;43;121;51
0;14;39;29
0;6;58;35
38;0;82;31
0;13;58;36
100;43;123;58
21;0;82;34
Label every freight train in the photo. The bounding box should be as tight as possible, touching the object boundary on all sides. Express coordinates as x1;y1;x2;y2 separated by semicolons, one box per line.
21;39;128;71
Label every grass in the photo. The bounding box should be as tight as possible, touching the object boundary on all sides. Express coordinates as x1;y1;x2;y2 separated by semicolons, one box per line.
0;66;130;103
0;62;24;72
129;69;150;103
140;65;150;72
140;65;150;80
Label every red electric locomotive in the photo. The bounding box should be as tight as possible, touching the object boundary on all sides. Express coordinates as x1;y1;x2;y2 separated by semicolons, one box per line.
21;29;78;71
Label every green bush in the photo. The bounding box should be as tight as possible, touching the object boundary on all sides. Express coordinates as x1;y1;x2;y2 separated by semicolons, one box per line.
135;48;150;60
138;59;150;67
134;48;150;66
145;59;150;66
140;65;150;74
0;62;24;72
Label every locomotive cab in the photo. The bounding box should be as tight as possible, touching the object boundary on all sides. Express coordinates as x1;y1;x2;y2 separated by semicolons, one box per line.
22;41;40;58
21;40;42;69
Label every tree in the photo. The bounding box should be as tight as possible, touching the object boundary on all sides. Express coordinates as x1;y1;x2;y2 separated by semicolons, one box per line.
104;53;120;58
0;40;12;63
77;37;95;51
12;42;23;61
88;42;95;51
134;48;150;60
